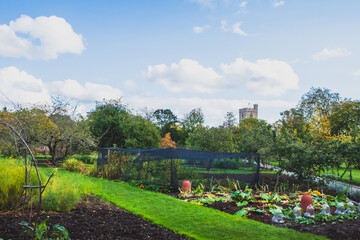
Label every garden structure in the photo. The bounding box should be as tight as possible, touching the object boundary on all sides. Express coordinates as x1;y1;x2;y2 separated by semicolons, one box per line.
97;147;260;188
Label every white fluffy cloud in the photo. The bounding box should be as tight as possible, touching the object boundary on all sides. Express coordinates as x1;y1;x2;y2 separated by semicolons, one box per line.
272;1;285;7
221;20;247;36
146;57;298;96
193;25;210;34
0;67;51;105
0;67;123;107
0;15;85;60
146;58;225;93
51;79;123;103
312;48;351;61
221;58;299;96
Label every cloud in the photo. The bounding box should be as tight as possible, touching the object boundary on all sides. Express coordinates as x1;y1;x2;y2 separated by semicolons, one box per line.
232;22;247;36
146;58;225;93
188;0;214;9
239;1;247;8
0;15;85;60
0;67;123;107
221;58;299;96
51;79;123;103
352;70;360;77
221;20;247;36
0;66;51;105
193;25;210;34
272;1;285;7
312;48;351;61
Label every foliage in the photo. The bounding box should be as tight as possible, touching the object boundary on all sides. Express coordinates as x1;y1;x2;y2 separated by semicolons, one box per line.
231;186;255;202
122;115;161;148
181;108;204;141
222;112;236;128
38;169;92;212
63;158;87;174
298;87;340;120
187;126;235;152
69;154;97;164
0;158;40;210
21;218;70;240
160;132;176;148
151;109;185;144
234;118;273;155
88;99;161;149
13;99;97;165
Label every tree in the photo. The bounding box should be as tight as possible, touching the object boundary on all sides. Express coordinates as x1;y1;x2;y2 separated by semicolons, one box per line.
87;99;129;148
15;100;96;165
234;118;273;154
298;87;340;120
222;112;236;128
160;132;176;148
151;109;184;144
88;99;161;149
181;108;204;136
329;100;360;136
187;126;234;152
152;109;178;131
122;115;161;149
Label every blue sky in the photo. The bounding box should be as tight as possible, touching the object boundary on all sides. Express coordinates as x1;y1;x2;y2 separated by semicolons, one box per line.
0;0;359;126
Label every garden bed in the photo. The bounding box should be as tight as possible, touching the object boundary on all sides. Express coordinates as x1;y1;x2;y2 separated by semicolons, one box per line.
0;195;188;240
204;199;360;240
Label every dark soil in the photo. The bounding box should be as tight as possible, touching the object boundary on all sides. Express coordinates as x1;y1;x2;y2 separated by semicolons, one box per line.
0;195;188;240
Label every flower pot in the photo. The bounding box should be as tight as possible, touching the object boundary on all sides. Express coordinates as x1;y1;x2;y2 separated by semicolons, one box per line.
182;180;191;193
301;194;313;211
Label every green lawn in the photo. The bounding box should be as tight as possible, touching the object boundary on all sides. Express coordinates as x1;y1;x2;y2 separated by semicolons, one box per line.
322;164;360;184
40;168;325;240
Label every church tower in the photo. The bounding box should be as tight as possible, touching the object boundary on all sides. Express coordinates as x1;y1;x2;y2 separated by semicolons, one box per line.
239;104;258;122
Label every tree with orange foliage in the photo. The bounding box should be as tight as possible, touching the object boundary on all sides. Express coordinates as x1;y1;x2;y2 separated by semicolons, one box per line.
160;132;176;148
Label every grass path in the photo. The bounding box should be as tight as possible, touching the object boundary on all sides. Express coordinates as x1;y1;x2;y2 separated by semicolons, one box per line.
41;168;326;240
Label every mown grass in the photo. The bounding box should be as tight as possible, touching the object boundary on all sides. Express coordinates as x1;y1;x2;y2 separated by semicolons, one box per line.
40;168;325;240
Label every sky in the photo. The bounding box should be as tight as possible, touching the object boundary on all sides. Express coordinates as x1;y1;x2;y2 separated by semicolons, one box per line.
0;0;359;126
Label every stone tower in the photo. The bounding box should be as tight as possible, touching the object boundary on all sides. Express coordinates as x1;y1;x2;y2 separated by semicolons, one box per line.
239;104;258;122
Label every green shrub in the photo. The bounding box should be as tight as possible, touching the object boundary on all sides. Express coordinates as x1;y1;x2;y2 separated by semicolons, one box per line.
0;158;40;210
63;158;87;174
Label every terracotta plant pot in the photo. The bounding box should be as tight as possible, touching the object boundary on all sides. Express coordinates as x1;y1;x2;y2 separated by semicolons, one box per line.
182;180;191;193
301;194;313;211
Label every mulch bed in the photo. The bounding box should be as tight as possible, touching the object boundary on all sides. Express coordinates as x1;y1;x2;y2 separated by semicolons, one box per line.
0;195;189;240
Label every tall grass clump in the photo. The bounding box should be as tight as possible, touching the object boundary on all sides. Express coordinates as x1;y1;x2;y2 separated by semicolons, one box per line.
70;154;97;164
63;158;87;173
0;158;40;210
39;169;93;212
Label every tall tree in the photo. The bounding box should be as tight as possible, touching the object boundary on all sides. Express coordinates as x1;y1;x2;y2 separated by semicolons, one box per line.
222;112;236;128
329;100;360;136
182;108;204;133
87;99;129;147
122;115;161;149
187;126;234;152
88;99;161;149
298;87;341;120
